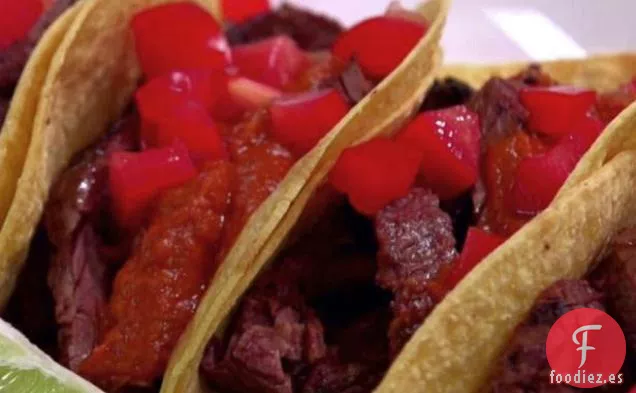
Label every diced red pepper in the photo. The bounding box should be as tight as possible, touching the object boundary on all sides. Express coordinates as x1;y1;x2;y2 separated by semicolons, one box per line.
153;104;227;162
520;86;597;137
0;0;43;50
227;77;282;111
511;116;603;215
232;35;309;89
138;70;227;113
332;16;427;80
136;82;227;161
329;138;421;215
444;227;506;289
131;3;229;78
221;0;269;24
270;88;350;155
396;105;481;200
109;143;197;227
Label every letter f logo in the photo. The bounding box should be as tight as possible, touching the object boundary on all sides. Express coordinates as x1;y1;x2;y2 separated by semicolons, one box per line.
572;325;602;368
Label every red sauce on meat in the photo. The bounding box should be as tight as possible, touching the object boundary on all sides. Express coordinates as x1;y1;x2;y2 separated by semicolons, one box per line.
218;110;296;257
77;55;344;388
78;162;234;389
78;108;300;388
479;131;548;237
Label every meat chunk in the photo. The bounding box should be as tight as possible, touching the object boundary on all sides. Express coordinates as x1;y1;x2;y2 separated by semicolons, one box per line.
488;280;604;393
45;115;138;371
375;188;457;290
420;77;475;111
388;278;436;356
226;4;343;51
202;259;327;393
375;188;457;356
79;161;234;390
45;114;138;246
468;77;529;143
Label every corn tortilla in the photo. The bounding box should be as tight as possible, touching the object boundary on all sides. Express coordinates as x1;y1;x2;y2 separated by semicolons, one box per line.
0;0;449;391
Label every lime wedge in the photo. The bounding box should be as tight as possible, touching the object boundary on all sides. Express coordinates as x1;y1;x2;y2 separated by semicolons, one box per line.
0;319;103;392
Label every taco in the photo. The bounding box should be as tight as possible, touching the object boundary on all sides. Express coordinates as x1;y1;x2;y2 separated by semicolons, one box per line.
0;1;81;243
153;57;636;393
0;0;448;391
370;59;636;393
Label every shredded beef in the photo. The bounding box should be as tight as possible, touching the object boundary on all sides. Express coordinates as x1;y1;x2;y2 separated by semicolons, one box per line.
387;279;436;356
375;188;457;356
203;259;327;393
488;280;604;393
420;77;475;111
45;114;138;371
226;4;343;51
468;77;528;143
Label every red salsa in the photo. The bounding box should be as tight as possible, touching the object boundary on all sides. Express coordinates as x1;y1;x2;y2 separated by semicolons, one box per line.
29;2;428;391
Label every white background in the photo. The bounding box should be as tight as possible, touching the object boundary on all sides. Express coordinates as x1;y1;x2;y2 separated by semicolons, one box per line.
274;0;636;64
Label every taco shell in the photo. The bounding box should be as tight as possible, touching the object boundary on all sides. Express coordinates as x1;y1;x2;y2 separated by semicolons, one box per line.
368;57;636;393
161;1;450;392
0;0;449;391
0;3;81;299
172;54;636;393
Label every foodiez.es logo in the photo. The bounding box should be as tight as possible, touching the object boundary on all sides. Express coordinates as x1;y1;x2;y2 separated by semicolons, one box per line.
546;308;626;388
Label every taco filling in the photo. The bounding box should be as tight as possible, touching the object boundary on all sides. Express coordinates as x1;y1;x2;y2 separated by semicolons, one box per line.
198;67;636;393
3;2;431;391
485;227;636;392
0;0;78;124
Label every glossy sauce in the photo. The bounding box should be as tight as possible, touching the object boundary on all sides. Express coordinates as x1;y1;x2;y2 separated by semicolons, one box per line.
78;55;344;389
479;131;548;237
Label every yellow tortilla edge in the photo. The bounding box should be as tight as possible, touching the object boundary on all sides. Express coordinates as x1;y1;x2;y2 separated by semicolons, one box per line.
377;149;636;393
0;0;219;308
440;53;636;91
0;2;83;308
373;56;636;392
161;0;450;391
0;0;448;389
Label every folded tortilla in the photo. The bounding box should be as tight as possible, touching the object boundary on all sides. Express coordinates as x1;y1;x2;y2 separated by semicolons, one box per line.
0;3;81;280
372;56;636;393
174;54;636;393
0;0;449;389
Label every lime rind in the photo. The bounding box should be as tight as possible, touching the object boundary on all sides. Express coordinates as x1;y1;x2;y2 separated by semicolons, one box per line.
0;319;104;393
